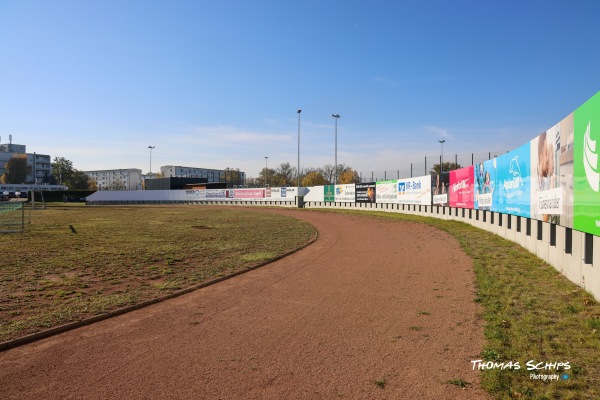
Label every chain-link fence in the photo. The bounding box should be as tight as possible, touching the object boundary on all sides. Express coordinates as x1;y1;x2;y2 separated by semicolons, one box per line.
358;150;509;182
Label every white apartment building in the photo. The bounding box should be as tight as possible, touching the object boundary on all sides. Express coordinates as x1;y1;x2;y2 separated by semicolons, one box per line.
84;169;142;190
160;165;246;184
0;141;51;184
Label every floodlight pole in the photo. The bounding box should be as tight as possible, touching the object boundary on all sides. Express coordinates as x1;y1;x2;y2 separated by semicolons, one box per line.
332;114;340;185
265;156;269;187
297;109;301;188
438;140;445;174
148;146;155;174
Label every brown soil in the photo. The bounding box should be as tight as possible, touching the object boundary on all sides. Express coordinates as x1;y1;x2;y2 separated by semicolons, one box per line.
0;209;490;399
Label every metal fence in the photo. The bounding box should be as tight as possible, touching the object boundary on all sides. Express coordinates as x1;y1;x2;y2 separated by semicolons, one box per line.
358;150;509;182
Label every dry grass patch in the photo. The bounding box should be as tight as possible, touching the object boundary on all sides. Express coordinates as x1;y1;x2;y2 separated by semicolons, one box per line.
0;205;315;342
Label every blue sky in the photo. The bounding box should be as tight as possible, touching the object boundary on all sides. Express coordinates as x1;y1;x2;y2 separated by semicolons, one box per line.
2;0;600;178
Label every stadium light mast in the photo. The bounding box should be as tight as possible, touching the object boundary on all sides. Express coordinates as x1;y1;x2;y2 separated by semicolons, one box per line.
438;140;445;174
297;109;301;188
332;114;340;185
265;156;269;187
148;146;155;175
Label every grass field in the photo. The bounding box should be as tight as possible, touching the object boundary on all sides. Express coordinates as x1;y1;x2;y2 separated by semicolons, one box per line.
313;209;600;400
0;204;316;343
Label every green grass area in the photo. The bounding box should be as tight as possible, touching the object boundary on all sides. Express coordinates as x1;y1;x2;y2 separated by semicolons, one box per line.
308;209;600;399
0;205;316;343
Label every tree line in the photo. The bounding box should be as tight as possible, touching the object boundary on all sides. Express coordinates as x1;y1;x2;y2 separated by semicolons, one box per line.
228;162;360;187
1;154;462;191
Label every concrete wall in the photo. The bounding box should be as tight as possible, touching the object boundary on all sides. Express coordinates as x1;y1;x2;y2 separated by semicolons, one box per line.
304;201;600;302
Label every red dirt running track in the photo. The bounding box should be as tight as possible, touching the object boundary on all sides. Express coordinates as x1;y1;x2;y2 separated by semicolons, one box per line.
0;208;490;399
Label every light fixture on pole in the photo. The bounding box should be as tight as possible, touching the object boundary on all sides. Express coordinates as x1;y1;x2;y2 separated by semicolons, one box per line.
332;114;340;185
265;156;269;187
297;109;301;188
148;146;155;175
438;140;445;174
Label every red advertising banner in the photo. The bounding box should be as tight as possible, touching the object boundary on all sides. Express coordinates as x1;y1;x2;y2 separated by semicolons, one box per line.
449;166;474;209
233;189;265;199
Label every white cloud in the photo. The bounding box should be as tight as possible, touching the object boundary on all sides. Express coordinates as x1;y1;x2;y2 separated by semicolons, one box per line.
424;125;450;139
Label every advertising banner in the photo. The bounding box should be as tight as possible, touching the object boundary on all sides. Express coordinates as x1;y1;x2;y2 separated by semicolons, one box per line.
397;176;431;205
186;189;228;200
265;187;296;200
206;189;227;199
355;182;376;203
376;180;397;203
474;160;496;211
573;92;600;235
335;184;355;202
284;186;298;198
304;186;324;202
431;173;449;206
530;119;572;225
185;189;203;200
449;166;474;209
494;142;531;217
233;189;265;199
324;185;335;202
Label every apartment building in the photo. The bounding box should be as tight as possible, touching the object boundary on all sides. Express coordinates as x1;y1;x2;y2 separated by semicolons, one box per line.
160;165;246;185
0;141;51;184
84;169;142;190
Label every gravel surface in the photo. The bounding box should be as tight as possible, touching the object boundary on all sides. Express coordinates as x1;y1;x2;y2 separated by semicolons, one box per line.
0;208;490;399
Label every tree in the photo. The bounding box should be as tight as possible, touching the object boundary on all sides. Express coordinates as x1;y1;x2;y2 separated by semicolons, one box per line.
223;167;244;187
301;171;326;187
255;167;276;187
70;170;91;190
430;162;461;174
273;162;295;187
51;157;75;185
338;167;360;184
321;164;335;183
51;156;90;189
1;155;31;184
88;178;98;191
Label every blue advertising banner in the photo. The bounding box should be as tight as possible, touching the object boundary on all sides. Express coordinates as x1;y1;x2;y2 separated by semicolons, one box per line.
493;143;531;217
474;159;496;211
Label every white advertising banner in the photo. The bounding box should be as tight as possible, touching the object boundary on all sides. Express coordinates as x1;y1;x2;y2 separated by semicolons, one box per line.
304;186;325;202
334;184;355;202
397;176;432;205
376;180;398;203
535;187;563;215
266;187;298;200
433;193;448;205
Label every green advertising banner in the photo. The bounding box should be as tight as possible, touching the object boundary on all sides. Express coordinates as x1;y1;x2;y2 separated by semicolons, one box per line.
324;185;335;202
573;92;600;235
